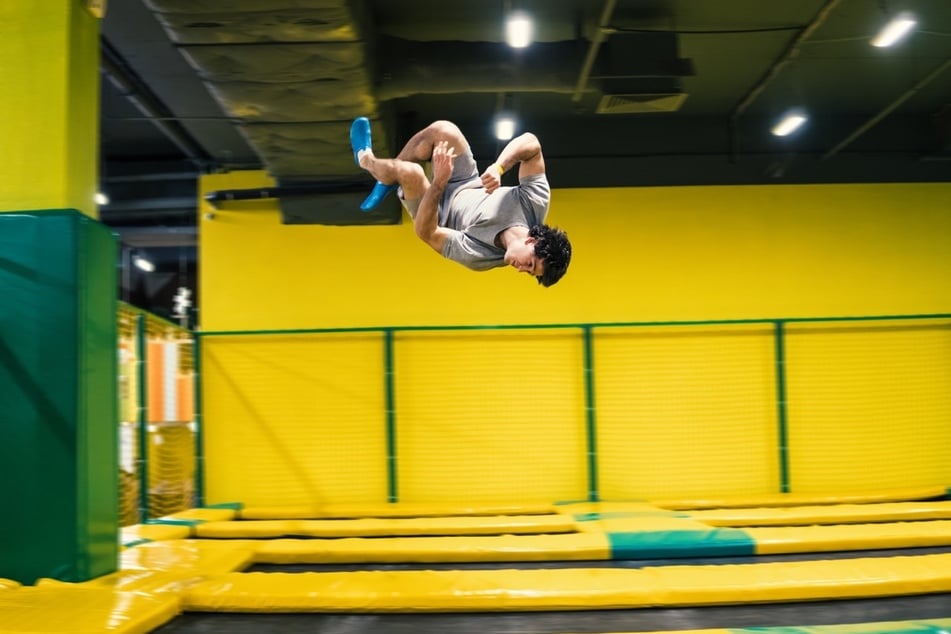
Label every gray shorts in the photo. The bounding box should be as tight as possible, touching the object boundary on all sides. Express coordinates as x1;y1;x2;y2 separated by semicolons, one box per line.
400;146;480;220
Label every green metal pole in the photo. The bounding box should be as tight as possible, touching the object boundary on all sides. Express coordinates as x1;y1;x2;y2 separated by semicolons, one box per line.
193;332;204;507
384;329;397;502
135;313;149;522
583;326;599;502
774;320;790;493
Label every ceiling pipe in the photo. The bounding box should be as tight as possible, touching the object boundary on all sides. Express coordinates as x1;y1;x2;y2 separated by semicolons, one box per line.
822;58;951;160
100;39;211;167
727;0;844;162
571;0;618;104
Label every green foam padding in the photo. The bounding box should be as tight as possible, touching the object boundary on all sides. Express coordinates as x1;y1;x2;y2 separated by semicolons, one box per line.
609;528;756;558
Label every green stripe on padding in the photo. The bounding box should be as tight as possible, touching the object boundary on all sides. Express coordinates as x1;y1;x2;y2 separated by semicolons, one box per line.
575;511;689;521
729;618;951;634
205;502;244;510
609;528;755;558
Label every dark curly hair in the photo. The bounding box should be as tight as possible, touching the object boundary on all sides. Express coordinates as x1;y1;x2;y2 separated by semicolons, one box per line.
530;224;571;287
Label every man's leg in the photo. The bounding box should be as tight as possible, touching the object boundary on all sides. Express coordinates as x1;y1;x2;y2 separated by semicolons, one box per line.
352;118;474;210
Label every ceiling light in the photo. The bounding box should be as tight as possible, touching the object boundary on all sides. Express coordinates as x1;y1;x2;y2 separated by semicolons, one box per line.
505;12;533;48
494;115;516;141
94;191;109;205
771;111;808;137
871;12;917;47
133;255;155;272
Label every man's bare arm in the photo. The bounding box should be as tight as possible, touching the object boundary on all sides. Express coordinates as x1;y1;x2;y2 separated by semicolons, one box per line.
480;132;545;193
414;141;455;253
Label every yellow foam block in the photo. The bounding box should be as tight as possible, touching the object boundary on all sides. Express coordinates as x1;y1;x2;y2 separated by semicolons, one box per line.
751;519;951;554
121;523;192;546
652;485;949;510
0;584;179;633
121;539;255;574
692;501;951;527
196;515;577;539
77;569;207;595
184;552;951;612
238;502;557;520
254;532;611;564
0;578;22;591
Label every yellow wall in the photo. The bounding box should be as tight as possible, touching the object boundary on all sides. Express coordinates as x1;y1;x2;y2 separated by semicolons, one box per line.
0;1;99;216
200;173;951;330
198;172;951;504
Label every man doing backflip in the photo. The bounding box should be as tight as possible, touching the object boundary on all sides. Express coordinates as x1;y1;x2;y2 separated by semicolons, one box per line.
350;117;571;287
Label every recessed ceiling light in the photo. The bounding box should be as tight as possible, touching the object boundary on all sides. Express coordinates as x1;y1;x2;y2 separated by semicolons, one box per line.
505;12;533;48
871;12;917;47
771;112;808;137
494;115;516;141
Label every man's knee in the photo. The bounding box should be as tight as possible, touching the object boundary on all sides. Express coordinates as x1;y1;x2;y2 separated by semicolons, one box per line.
426;120;466;145
397;161;428;199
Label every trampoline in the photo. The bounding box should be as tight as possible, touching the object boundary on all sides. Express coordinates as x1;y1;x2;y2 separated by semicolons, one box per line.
4;489;951;633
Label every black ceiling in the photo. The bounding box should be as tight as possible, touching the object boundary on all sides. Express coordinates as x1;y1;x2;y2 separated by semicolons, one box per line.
99;0;951;316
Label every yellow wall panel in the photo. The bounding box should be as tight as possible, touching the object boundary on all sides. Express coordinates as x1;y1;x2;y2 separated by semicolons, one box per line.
198;171;951;504
596;325;779;499
200;174;951;331
785;321;951;492
202;334;388;506
394;330;587;502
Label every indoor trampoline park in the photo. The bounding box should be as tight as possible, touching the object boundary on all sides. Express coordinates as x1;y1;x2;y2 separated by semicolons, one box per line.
3;1;951;634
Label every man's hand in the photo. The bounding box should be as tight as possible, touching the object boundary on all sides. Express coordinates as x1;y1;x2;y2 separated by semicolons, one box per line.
480;164;503;193
431;140;456;186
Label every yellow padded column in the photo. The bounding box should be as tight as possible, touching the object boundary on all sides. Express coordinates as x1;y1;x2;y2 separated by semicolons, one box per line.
0;1;99;216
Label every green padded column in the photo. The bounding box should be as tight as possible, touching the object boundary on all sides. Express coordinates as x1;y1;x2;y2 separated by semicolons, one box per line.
0;211;118;583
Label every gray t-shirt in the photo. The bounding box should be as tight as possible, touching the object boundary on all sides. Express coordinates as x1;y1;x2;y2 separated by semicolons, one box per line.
440;173;550;270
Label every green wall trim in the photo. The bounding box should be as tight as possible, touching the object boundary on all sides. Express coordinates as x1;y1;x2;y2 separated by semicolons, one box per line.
582;326;599;502
135;314;148;523
194;334;205;506
608;529;756;559
384;329;397;502
774;320;790;493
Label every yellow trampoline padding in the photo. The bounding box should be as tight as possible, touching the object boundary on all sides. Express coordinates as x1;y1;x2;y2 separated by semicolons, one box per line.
238;501;557;519
254;532;611;564
691;501;951;526
195;514;577;538
121;539;255;574
0;584;179;633
0;578;22;591
183;552;951;612
626;619;951;634
77;568;210;595
651;485;948;510
750;519;951;554
161;508;238;522
121;523;192;546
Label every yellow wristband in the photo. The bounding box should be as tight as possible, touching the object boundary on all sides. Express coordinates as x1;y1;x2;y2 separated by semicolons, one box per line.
496;163;505;175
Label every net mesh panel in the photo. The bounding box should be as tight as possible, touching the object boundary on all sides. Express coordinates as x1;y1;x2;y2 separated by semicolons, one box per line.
144;314;196;517
117;304;196;525
786;319;951;492
117;306;141;527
